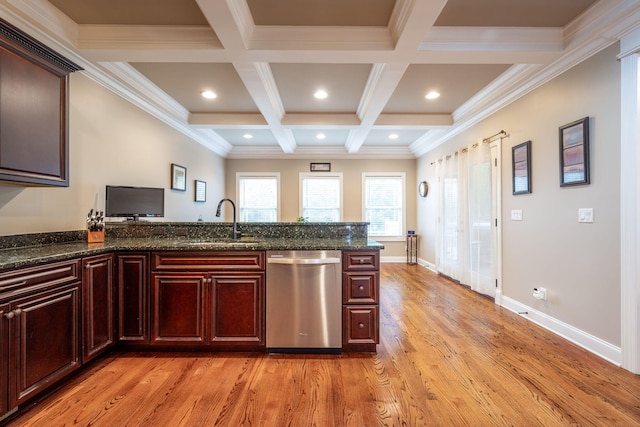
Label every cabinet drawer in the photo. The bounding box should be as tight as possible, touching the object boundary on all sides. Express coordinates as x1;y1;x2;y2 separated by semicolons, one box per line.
152;251;265;271
343;271;379;304
343;306;379;345
342;251;379;271
0;259;81;296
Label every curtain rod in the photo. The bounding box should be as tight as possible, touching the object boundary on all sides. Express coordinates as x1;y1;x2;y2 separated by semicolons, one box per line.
429;130;509;165
482;130;508;143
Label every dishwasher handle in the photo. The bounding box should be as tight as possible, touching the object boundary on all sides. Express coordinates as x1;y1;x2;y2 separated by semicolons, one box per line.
267;257;341;265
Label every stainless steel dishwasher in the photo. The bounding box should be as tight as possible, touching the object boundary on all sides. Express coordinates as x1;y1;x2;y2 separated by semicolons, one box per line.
266;250;342;353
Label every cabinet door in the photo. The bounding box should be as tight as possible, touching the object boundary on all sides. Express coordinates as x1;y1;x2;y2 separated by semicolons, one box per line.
82;254;114;363
210;273;265;348
0;20;80;187
151;273;207;346
117;253;149;344
10;284;80;407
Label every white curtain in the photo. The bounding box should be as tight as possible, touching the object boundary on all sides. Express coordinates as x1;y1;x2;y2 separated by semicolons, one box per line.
437;142;495;297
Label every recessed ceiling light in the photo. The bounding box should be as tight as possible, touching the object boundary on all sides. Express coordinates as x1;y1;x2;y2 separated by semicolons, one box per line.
243;133;253;139
389;133;399;140
425;91;440;100
314;89;328;99
316;133;326;140
202;90;217;99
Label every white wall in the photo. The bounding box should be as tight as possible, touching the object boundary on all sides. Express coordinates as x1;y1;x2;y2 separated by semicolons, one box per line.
417;44;621;346
0;73;226;235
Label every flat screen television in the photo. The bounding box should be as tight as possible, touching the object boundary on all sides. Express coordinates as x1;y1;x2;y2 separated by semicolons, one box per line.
105;185;164;220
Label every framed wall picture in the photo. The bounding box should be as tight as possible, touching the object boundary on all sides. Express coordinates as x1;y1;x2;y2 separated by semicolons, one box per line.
195;180;206;202
559;117;590;187
512;141;531;195
171;163;187;191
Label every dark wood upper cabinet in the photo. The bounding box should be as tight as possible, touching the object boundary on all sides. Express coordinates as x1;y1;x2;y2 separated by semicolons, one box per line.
0;18;81;187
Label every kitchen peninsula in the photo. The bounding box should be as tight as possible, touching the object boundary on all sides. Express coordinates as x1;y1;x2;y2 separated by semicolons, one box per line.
0;222;382;422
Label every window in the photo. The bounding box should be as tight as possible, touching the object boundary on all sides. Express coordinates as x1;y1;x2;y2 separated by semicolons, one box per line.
236;173;279;222
300;173;342;222
363;173;405;239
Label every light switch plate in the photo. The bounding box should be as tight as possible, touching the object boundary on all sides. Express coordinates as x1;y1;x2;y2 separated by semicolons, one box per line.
578;208;594;223
511;209;523;221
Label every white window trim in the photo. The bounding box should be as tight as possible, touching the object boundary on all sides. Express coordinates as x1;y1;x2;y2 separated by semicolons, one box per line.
362;172;406;242
236;172;281;222
299;172;343;221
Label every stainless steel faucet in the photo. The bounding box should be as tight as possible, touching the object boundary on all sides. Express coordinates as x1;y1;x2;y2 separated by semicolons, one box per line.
215;198;241;240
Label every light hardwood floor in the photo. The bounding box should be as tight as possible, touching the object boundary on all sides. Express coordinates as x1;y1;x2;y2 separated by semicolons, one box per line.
7;264;640;426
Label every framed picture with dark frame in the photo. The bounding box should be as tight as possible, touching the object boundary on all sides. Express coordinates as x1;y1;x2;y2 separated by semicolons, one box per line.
310;162;331;172
171;163;187;191
559;117;590;187
512;140;531;195
195;180;206;202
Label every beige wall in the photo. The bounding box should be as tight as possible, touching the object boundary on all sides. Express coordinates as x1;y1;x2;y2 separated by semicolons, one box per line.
417;44;621;345
0;73;226;235
225;158;417;258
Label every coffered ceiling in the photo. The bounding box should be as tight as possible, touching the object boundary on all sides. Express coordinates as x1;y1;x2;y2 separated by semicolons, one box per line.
0;0;637;159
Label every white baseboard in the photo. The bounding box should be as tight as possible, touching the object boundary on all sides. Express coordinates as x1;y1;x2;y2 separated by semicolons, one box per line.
380;256;407;263
501;296;622;366
419;258;436;272
380;257;437;273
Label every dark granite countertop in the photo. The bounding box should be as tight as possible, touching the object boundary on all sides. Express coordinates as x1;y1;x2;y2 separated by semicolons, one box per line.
0;237;384;271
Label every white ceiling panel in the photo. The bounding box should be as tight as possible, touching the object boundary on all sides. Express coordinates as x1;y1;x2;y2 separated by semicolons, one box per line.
6;0;626;158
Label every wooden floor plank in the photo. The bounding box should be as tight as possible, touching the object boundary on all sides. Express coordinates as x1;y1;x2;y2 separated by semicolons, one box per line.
7;264;640;426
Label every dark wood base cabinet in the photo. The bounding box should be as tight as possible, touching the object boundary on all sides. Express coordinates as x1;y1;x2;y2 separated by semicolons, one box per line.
150;251;266;350
0;260;82;421
0;248;379;422
342;251;380;352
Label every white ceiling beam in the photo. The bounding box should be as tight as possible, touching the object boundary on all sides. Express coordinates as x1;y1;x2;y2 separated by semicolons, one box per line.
189;113;267;127
77;25;220;50
233;62;296;153
345;63;408;153
282;114;360;127
195;0;250;51
375;113;452;127
195;0;296;153
248;26;393;51
391;0;448;50
421;27;563;52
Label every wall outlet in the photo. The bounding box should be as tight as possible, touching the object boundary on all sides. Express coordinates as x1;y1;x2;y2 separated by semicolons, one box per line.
533;287;548;301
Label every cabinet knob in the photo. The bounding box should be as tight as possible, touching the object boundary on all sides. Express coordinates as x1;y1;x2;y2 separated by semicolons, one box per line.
3;308;21;319
358;323;365;329
359;259;364;264
358;285;365;291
